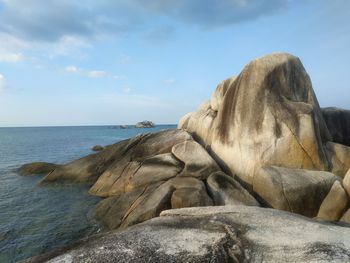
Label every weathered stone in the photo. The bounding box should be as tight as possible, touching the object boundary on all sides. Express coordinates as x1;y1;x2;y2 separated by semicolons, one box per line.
18;162;59;176
22;206;350;263
340;209;350;224
171;140;220;179
207;171;259;206
88;129;192;196
317;181;349;221
326;142;350;177
171;188;212;209
179;53;334;185
91;145;104;151
343;169;350;197
322;107;350;147
253;166;339;217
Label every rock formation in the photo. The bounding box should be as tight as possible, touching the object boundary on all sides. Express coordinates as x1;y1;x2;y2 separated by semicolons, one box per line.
135;120;155;128
22;206;350;263
91;145;104;152
18;162;60;176
179;53;350;183
19;52;350;261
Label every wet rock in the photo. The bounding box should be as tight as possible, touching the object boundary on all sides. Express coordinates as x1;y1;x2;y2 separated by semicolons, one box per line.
18;162;59;176
91;145;104;152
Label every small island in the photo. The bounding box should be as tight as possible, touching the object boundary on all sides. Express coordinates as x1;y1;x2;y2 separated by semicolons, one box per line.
135;120;155;128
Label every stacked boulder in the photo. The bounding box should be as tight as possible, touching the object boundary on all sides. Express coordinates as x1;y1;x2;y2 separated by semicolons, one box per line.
317;169;350;223
179;53;350;222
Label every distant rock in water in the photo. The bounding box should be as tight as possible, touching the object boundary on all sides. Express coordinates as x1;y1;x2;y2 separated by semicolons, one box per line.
18;162;59;176
135;121;155;128
119;125;128;129
91;145;104;152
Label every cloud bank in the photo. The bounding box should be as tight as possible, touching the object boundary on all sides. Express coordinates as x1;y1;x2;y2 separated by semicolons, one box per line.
0;0;288;43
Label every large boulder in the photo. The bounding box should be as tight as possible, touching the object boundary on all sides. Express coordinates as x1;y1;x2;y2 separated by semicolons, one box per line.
317;181;349;221
252;166;339;217
179;53;342;186
322;107;350;147
28;129;225;230
207;171;260;206
326;142;350;177
22;206;350;263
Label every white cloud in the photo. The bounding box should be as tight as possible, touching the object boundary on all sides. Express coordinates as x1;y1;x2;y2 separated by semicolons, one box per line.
164;78;176;84
64;66;109;79
123;86;131;93
87;70;108;78
65;66;80;73
0;33;29;62
0;74;7;92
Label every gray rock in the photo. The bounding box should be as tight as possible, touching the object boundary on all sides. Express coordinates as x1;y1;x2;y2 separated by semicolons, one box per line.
22;206;350;263
135;121;155;128
253;166;339;217
322;107;350;147
207;171;260;206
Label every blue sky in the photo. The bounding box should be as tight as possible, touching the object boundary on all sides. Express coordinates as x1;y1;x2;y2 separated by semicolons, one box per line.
0;0;349;127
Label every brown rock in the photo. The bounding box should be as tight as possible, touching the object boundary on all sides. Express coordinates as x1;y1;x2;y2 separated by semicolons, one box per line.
171;140;220;179
179;53;334;185
326;142;350;177
343;169;350;197
317;181;349;221
340;208;350;224
91;145;104;151
207;171;259;206
18;162;59;176
253;166;338;217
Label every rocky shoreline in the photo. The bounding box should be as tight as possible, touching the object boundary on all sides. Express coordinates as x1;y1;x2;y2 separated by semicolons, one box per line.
19;53;350;262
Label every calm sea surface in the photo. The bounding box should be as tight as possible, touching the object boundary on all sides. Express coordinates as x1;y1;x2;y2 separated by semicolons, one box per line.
0;125;176;262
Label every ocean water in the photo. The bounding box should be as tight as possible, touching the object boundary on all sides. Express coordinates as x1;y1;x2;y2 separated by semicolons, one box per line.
0;125;176;263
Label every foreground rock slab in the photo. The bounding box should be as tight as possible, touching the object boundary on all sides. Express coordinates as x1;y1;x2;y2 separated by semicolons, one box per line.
22;206;350;263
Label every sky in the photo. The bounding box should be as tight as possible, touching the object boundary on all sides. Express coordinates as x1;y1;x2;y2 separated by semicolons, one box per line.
0;0;349;127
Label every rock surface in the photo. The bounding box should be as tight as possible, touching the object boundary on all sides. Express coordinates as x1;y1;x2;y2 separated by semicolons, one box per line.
317;181;349;221
253;166;339;217
135;120;155;128
91;145;104;151
22;206;350;263
25;129;226;230
179;53;350;186
343;169;350;196
18;162;60;176
322;107;350;147
207;171;260;206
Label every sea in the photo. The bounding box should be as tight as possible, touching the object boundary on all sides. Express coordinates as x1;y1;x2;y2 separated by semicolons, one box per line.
0;125;176;263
